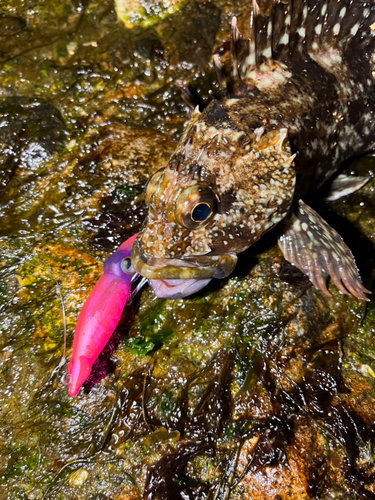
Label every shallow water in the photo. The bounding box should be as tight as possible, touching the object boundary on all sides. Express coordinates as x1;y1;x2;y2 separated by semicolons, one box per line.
0;1;374;499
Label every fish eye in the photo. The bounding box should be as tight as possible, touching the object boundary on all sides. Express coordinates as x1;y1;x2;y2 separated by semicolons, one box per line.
175;185;218;229
121;257;134;274
144;167;166;206
191;202;211;222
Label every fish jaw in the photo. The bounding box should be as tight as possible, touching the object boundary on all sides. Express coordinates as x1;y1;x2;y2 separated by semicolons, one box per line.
150;278;212;299
131;235;238;280
67;233;138;397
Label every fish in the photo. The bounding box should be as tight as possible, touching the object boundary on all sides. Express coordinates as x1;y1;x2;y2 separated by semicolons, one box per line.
131;0;374;301
67;233;146;397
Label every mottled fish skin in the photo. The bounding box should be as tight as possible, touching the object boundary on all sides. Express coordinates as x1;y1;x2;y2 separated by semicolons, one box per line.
133;0;374;299
139;109;295;258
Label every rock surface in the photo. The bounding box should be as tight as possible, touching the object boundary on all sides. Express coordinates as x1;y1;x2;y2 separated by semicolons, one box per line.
0;1;374;499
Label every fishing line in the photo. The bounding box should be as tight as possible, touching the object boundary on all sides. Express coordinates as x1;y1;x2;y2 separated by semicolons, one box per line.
2;246;71;383
27;253;69;383
130;276;148;302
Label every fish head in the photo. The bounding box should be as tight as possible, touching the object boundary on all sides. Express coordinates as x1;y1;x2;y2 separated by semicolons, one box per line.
132;99;296;297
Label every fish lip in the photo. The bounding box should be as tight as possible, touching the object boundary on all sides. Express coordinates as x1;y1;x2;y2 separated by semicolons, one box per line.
150;278;212;299
131;236;238;280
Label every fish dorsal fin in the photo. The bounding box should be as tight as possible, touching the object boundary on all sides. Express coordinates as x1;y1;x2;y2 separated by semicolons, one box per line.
216;0;375;96
272;0;292;61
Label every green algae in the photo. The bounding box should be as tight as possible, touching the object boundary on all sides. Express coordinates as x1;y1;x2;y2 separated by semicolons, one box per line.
124;337;155;357
115;0;188;29
0;0;374;499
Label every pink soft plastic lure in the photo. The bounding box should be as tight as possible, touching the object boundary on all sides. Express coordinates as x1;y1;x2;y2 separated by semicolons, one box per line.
67;233;142;397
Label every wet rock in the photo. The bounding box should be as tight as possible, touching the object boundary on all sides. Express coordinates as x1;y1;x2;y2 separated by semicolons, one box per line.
115;0;188;29
0;0;374;499
0;97;66;187
0;14;26;39
168;2;221;66
68;468;89;487
73;122;175;185
110;238;374;499
0;0;82;63
75;122;175;250
84;184;148;252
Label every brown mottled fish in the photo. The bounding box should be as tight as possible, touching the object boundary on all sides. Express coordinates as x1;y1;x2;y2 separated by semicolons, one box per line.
132;0;374;300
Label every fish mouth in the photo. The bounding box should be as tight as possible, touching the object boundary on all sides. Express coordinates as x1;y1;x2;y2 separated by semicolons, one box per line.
131;237;238;280
149;279;212;299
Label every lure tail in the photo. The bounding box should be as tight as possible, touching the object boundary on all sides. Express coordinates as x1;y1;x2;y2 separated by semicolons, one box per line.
67;233;143;397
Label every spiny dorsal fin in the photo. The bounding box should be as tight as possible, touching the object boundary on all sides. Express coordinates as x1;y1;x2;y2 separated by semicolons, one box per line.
215;0;375;96
230;16;243;84
297;0;309;49
213;54;227;92
301;0;375;53
273;0;292;61
254;3;275;69
239;1;279;82
339;1;374;50
306;0;352;51
248;0;261;69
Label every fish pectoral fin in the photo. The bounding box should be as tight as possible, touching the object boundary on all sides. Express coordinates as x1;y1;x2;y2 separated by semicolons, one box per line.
323;174;371;201
278;199;370;301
